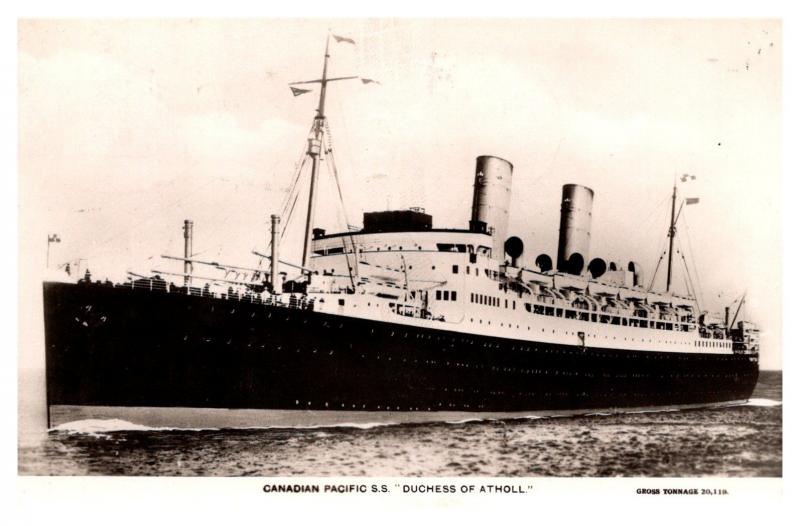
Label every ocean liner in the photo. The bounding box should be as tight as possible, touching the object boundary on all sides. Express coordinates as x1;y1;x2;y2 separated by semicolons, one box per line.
42;35;760;429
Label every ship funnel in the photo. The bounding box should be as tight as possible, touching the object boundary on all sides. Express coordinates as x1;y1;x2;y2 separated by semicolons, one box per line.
557;184;594;275
470;155;513;261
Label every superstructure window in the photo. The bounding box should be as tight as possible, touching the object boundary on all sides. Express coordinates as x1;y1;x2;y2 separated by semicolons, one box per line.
436;244;466;252
452;291;457;301
443;291;450;301
436;290;442;300
452;265;459;274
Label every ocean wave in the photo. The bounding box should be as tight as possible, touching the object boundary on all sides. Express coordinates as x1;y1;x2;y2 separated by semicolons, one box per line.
746;398;782;407
445;418;484;425
290;422;395;430
49;399;781;436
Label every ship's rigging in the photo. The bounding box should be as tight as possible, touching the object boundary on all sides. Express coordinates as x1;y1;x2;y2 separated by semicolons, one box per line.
49;33;747;330
278;33;368;270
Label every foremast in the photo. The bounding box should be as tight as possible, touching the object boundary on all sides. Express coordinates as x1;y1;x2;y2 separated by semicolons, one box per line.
292;34;359;269
301;35;330;270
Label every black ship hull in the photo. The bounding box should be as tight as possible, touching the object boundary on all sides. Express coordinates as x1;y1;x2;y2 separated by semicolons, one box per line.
43;282;759;428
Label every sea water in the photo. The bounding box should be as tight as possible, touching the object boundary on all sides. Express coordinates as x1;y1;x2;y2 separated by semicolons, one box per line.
18;371;782;477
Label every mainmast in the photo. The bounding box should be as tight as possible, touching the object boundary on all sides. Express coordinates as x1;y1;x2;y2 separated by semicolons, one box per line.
666;180;677;292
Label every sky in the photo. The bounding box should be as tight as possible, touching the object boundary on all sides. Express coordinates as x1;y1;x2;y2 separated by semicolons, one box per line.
18;19;782;369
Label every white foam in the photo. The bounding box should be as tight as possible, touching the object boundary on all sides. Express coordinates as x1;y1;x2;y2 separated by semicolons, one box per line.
287;422;394;430
746;398;782;407
49;417;398;433
446;418;484;425
51;418;158;436
50;418;225;434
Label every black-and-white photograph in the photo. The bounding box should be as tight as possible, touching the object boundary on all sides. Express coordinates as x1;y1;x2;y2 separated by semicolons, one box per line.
18;18;782;478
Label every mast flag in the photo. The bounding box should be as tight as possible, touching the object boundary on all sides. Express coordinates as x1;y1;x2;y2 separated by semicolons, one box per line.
360;77;381;85
290;86;313;97
332;34;355;45
685;197;700;205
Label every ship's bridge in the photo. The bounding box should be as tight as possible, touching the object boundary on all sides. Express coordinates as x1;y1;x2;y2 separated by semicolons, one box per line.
308;209;496;290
